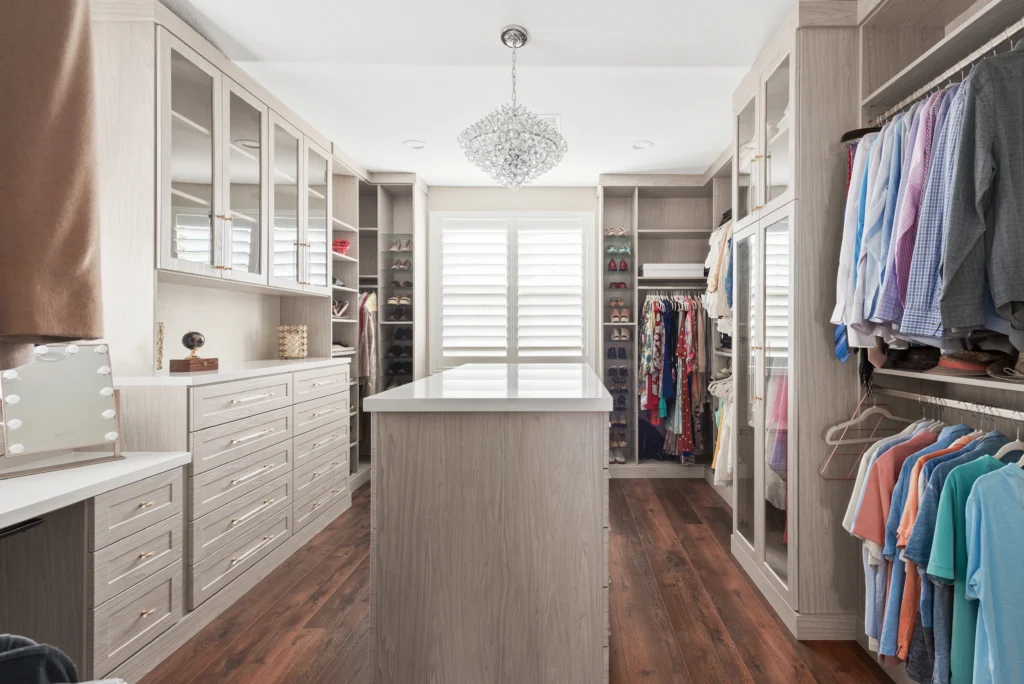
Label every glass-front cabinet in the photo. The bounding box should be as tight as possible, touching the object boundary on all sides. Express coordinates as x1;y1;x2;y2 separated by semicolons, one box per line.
733;44;794;230
732;203;795;605
303;141;331;295
221;79;267;284
268;114;303;291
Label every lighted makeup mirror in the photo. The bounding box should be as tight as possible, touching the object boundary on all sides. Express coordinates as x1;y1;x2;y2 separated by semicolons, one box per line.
0;343;122;479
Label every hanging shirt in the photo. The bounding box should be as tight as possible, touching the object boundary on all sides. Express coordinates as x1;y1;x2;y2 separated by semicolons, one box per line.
901;83;968;339
865;114;906;322
943;41;1024;330
965;465;1024;684
832;133;878;341
929;456;1008;684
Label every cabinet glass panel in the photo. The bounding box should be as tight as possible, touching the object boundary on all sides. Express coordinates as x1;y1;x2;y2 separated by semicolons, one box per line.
226;93;261;275
763;215;790;584
734;231;758;548
306;148;329;288
169;50;215;265
272;124;299;283
736;97;757;223
764;56;791;204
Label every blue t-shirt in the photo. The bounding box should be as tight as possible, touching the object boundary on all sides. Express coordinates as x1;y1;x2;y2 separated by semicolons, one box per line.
966;465;1024;684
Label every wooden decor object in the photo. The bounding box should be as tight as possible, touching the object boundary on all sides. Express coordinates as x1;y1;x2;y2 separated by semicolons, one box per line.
277;325;308;359
170;331;218;373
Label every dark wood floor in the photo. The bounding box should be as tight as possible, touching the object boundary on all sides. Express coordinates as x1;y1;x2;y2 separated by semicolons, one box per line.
142;478;890;684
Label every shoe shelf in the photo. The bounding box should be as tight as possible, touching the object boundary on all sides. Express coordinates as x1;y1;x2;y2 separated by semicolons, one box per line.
378;232;414;389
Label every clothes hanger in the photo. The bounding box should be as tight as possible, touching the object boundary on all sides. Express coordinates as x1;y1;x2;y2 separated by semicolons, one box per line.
824;401;913;446
996;410;1024;461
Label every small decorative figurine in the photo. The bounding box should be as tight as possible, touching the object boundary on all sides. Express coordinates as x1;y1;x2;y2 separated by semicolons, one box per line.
169;330;219;373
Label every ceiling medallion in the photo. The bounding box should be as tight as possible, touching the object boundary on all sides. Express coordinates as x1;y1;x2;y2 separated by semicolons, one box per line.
457;25;568;190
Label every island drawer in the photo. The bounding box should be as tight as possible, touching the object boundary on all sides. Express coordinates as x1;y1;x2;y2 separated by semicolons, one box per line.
189;407;293;475
294;471;349;532
190;442;292;520
189;509;291;609
293;444;349;499
91;563;181;677
293;420;349;470
190;375;294;431
190;474;291;563
293;365;350;403
293;391;350;436
90;468;182;551
90;512;182;608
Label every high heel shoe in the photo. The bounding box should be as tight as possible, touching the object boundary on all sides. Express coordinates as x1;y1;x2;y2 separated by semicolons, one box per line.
607;258;618;272
619;259;629;272
619;307;630;323
606;243;618;253
620;242;632;255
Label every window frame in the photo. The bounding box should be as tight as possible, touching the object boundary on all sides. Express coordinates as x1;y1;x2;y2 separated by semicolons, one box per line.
429;211;596;374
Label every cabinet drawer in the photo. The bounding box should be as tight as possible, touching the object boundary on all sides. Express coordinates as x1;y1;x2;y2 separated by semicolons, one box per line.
190;375;294;431
294;472;349;532
91;469;182;551
91;563;181;677
190;473;291;563
191;442;292;520
190;406;292;475
294;444;348;499
293;391;350;436
293;365;349;403
293;421;349;471
90;513;182;607
189;508;290;609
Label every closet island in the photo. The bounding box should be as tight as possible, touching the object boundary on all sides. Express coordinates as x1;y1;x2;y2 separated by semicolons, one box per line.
364;363;611;683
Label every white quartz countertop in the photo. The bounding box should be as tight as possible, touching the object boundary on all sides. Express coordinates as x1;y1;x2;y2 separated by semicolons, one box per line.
115;357;350;387
0;451;191;529
364;363;613;413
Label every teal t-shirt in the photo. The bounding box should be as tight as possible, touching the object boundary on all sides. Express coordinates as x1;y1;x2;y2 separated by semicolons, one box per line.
966;465;1024;683
928;456;1006;684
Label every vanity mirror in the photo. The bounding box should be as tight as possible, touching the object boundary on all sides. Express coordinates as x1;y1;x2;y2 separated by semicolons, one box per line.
0;343;122;479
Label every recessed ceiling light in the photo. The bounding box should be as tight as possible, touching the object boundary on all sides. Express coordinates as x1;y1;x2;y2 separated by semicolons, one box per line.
633;140;654;150
403;140;426;150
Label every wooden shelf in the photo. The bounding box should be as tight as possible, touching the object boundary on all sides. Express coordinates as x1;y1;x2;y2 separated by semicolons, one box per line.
380;321;413;325
860;0;984;28
862;0;1024;110
603;322;637;326
714;348;733;357
637;229;712;237
308;187;326;201
332;318;357;324
332;252;357;263
332;217;358;232
170;187;210;208
228;141;258;164
170;110;210;136
872;366;1024;393
637;275;705;282
332;285;358;293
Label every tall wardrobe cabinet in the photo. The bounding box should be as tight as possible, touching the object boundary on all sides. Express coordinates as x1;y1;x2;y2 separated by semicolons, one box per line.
729;6;863;639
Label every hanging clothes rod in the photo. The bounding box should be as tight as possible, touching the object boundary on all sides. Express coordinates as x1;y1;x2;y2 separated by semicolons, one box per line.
872;387;1024;422
874;18;1024;126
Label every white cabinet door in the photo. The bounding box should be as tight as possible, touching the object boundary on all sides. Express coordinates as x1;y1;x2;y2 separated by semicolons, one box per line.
303;140;332;296
267;112;305;292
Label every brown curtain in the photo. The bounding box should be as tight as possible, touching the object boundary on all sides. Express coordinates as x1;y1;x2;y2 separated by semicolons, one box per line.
0;0;103;369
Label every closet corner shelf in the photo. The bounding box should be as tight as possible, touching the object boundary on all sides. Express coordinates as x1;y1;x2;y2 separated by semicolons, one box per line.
333;285;358;293
872;367;1024;393
331;217;358;232
637;276;706;282
380;321;412;325
332;252;358;263
332;318;357;324
603;322;637;326
637;229;713;237
714;348;733;357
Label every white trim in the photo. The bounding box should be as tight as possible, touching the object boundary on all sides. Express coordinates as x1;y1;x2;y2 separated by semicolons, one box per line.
429;211;596;375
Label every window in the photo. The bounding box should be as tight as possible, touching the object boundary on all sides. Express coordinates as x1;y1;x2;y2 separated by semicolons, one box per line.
430;212;594;371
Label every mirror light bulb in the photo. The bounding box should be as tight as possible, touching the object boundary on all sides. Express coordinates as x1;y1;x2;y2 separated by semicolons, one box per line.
100;387;114;397
104;431;119;441
34;345;48;355
102;409;116;420
2;370;17;380
66;344;79;354
97;366;111;375
4;394;20;405
6;418;21;430
8;444;23;454
95;345;108;354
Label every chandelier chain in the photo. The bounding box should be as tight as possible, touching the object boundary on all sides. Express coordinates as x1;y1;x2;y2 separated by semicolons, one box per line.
511;46;517;106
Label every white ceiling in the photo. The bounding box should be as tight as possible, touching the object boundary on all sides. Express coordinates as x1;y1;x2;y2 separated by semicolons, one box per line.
170;0;796;186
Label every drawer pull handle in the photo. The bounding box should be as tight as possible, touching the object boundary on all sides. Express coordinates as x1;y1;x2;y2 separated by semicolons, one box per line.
311;379;338;387
311;407;341;418
311;490;342;510
138;551;154;559
230;498;276;526
311;435;340;449
230;534;276;565
138;501;155;509
231;463;275;485
231;392;275;404
231;428;275;445
140;609;155;617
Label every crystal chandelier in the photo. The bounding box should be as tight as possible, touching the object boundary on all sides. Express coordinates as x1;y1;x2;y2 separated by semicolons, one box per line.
458;25;568;190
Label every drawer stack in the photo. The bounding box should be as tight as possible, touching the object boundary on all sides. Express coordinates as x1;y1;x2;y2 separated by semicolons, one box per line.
185;363;351;610
87;469;184;678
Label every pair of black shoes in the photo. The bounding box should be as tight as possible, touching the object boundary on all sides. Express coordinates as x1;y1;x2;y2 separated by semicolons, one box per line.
386;361;412;376
392;327;412;340
606;347;627;359
386;345;412;358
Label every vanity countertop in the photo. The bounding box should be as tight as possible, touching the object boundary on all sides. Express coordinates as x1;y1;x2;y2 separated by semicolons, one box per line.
0;451;191;528
364;363;612;413
115;357;351;387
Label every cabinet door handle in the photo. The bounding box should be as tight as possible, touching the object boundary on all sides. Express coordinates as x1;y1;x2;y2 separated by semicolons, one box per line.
231;428;275;445
138;501;154;509
296;242;311;247
231;392;275;404
230;463;275;485
140;608;155;617
138;551;154;559
751;345;763;350
231;498;276;526
749;394;763;401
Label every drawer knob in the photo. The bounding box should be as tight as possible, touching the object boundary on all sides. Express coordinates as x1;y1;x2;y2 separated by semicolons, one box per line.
140;608;155;617
230;392;275;405
230;428;275;445
138;551;154;559
138;501;155;509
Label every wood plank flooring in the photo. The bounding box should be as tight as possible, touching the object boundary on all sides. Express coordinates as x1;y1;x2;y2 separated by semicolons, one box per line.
142;479;891;684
